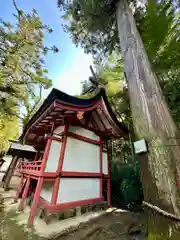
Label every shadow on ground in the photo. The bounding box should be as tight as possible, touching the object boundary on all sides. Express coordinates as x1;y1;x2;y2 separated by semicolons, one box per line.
0;195;146;240
0;198;45;240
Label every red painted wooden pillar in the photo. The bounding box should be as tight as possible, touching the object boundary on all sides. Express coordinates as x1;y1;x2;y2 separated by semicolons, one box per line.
18;177;31;211
51;125;69;205
107;178;111;207
15;175;24;202
99;138;103;198
28;177;43;225
51;177;60;205
40;138;52;174
28;135;52;225
107;148;111;207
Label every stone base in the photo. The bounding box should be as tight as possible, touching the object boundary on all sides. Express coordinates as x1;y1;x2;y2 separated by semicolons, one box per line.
36;201;108;224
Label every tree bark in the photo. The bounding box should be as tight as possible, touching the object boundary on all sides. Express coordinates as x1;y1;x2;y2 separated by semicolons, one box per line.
116;0;180;237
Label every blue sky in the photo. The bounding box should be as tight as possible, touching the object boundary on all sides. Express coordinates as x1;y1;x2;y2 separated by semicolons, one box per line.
1;0;93;96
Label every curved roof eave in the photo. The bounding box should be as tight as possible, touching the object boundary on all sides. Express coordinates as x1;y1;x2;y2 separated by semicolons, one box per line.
100;88;129;135
20;88;129;141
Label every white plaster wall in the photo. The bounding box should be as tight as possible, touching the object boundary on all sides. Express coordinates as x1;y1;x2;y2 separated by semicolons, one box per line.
102;152;108;175
57;178;100;203
1;155;12;172
68;126;99;141
62;137;100;173
45;140;62;172
40;181;53;203
53;126;65;135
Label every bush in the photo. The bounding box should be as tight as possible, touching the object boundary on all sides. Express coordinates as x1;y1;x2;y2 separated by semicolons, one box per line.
110;155;143;211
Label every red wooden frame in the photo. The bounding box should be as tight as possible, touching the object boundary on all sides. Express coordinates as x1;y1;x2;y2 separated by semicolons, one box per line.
24;100;102;140
61;172;101;177
45;135;63;142
19;171;106;178
107;178;111;207
67;132;100;145
107;147;111;207
28;177;43;225
19;121;111;225
40;197;104;213
20;127;101;175
26;128;53;225
23;102;55;140
54;100;102;112
40;138;52;173
56;125;69;173
19;177;31;211
51;125;69;205
15;175;24;201
99;138;103;198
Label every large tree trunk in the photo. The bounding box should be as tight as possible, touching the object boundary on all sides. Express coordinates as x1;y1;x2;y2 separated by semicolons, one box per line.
116;0;180;238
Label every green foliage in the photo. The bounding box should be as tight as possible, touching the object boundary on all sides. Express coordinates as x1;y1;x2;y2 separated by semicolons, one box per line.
75;0;180;129
75;91;96;99
0;1;58;118
0;115;19;153
96;52;132;127
160;71;180;128
60;0;180;124
111;155;143;210
138;0;180;76
59;0;180;64
22;86;44;128
58;0;120;61
0;1;58;152
120;158;142;202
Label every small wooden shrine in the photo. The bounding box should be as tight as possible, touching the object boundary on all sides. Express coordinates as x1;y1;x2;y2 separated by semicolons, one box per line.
15;88;128;225
1;141;36;190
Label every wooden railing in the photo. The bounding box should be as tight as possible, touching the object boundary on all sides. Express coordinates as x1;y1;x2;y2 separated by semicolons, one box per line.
19;161;42;173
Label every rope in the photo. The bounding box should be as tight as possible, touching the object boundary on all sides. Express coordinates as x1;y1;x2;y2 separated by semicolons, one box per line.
143;201;180;221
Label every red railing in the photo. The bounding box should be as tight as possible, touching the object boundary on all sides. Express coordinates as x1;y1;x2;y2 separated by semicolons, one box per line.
19;161;42;173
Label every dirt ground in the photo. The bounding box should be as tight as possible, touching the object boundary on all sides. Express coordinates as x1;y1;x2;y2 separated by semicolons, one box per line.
53;210;146;240
0;198;146;240
0;174;146;240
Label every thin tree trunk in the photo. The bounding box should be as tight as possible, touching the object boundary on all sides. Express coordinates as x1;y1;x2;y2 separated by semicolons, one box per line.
116;0;180;238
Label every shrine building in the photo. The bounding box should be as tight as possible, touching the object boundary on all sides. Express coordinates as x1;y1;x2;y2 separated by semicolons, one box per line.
14;88;128;225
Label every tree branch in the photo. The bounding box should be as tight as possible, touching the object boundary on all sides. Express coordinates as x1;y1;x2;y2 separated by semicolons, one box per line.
13;0;22;22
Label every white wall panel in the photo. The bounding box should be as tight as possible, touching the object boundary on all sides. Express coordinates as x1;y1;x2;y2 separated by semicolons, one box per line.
40;181;53;203
53;126;65;135
45;140;62;172
68;126;99;141
57;178;100;203
1;155;12;172
102;152;108;175
62;137;100;172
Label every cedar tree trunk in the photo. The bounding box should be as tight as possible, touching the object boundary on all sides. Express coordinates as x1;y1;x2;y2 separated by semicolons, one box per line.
116;0;180;238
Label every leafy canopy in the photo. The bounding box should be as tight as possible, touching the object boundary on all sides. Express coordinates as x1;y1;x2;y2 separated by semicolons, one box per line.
63;0;180;128
0;1;58;153
59;0;180;69
0;0;58;118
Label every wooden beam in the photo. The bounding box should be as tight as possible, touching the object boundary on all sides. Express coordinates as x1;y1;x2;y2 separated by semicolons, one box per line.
2;156;19;191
